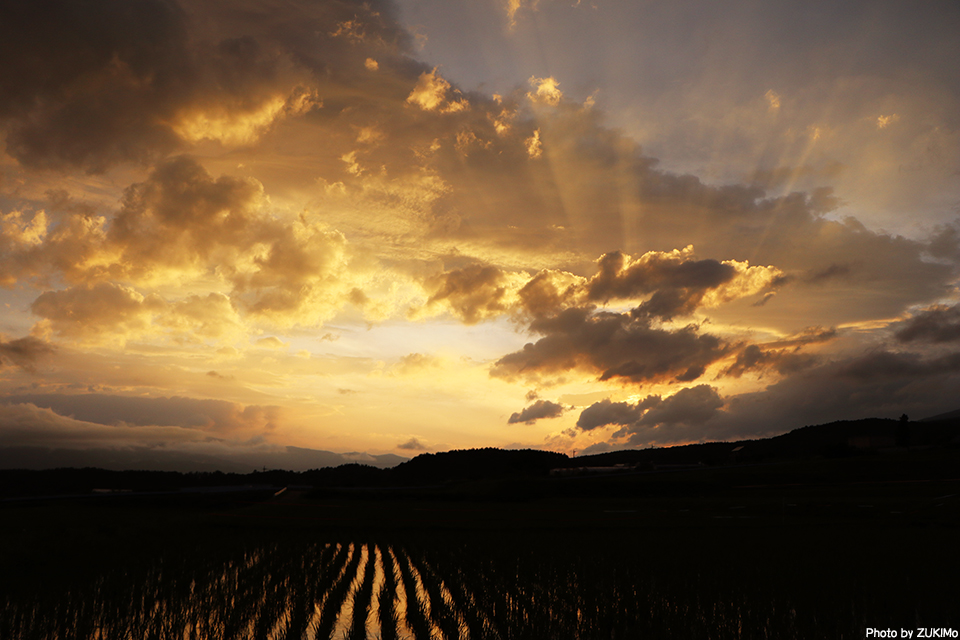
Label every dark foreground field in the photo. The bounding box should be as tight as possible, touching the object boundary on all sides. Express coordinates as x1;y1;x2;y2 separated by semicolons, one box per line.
1;444;958;639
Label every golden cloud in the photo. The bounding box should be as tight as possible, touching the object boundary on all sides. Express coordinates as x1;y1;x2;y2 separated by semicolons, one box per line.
406;68;469;113
528;76;563;106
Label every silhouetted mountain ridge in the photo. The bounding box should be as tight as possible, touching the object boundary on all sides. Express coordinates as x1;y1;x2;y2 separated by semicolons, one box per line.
390;448;569;485
572;416;960;468
2;417;957;499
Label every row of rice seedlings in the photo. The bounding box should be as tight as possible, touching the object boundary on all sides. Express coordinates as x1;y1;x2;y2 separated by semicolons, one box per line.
375;545;401;640
423;545;505;640
200;542;294;640
311;543;363;640
94;540;341;640
448;548;523;638
392;545;435;640
414;540;816;640
431;563;496;640
272;542;339;640
305;543;352;639
409;551;467;640
348;545;379;640
365;545;385;639
300;543;349;637
329;544;369;640
147;541;299;639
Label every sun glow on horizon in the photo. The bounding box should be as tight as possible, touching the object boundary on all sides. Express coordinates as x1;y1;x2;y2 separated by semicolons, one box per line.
0;0;958;471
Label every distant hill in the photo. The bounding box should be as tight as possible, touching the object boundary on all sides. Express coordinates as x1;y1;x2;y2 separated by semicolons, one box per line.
2;417;957;499
921;408;960;422
389;448;568;485
572;416;960;468
0;445;408;474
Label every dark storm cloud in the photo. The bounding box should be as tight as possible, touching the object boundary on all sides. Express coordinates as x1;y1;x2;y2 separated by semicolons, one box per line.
713;348;960;439
0;0;188;170
834;350;960;380
894;304;960;344
580;345;960;449
927;224;960;261
507;399;565;424
491;306;729;386
0;0;412;171
0;336;54;370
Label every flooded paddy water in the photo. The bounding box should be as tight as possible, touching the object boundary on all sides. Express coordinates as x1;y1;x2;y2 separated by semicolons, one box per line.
1;493;958;639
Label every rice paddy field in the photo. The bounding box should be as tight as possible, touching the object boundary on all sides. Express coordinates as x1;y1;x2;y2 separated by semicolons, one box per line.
1;451;959;639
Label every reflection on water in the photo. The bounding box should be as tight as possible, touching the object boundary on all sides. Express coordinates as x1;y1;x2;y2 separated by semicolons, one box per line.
1;531;956;639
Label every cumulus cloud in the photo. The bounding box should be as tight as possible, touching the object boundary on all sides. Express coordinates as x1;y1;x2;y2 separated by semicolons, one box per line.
420;264;524;324
111;157;356;326
418;246;781;326
161;293;245;343
386;82;953;328
576;398;648;431
575;385;725;446
491;306;729;386
406;68;468;113
507;399;565;424
397;437;427;451
109;155;267;273
583;248;782;319
31;282;165;341
30;284;249;346
528;77;562;106
3;0;948;341
5;157;366;337
634;385;725;430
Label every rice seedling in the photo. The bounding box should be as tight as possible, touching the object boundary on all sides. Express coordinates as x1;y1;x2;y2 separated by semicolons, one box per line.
375;545;400;640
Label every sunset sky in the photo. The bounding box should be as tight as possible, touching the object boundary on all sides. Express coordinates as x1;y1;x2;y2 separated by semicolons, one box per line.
1;0;959;471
